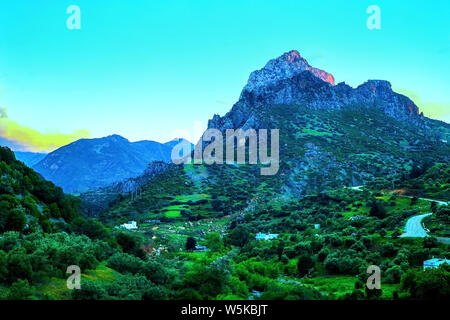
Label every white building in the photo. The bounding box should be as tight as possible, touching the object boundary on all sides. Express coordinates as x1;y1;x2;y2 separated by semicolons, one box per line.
423;258;449;270
255;233;279;241
119;221;138;230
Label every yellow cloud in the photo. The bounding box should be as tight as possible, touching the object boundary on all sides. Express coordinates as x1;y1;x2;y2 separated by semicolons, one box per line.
0;108;90;152
394;88;450;123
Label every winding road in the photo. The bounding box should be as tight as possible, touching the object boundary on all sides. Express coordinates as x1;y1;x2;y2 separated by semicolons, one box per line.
347;185;449;241
400;213;432;238
397;196;448;240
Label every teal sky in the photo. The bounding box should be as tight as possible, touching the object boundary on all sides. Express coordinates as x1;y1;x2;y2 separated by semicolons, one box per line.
0;0;449;151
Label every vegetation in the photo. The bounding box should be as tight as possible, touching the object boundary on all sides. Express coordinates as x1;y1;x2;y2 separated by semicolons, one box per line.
1;118;449;301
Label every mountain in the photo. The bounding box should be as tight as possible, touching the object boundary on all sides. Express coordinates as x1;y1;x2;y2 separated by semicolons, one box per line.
33;134;182;193
0;146;82;231
81;161;176;215
209;50;423;134
0;137;28;151
85;50;449;224
164;138;194;150
14;151;47;167
241;50;335;99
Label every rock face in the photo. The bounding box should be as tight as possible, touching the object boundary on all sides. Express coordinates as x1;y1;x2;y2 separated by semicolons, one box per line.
241;50;335;99
81;161;174;215
208;50;423;132
203;49;448;199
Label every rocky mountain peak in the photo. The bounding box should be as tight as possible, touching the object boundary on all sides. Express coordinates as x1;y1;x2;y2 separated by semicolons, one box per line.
240;50;335;99
208;51;425;133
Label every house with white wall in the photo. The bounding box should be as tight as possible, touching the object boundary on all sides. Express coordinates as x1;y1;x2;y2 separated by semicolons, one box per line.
119;221;138;230
255;232;279;241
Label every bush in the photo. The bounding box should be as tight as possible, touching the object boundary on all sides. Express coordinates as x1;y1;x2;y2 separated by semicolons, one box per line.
400;265;450;300
228;226;250;247
369;200;386;219
72;281;108;300
107;252;144;275
185;237;197;251
297;254;314;277
6;249;33;283
385;265;403;284
423;237;438;249
7;279;34;300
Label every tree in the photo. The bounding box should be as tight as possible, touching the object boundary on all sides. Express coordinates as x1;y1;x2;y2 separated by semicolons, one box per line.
0;147;16;165
72;281;108;300
436;206;449;223
0;250;7;282
423;236;438;249
297;254;314;277
228;226;250;247
385;265;403;284
116;232;146;259
6;249;33;283
185;237;197;251
277;241;285;261
75;219;109;239
142;260;168;285
401;265;450;300
205;232;224;253
6;208;26;232
391;228;402;238
7;279;33;300
107;252;144;275
369;200;386;219
430;201;437;213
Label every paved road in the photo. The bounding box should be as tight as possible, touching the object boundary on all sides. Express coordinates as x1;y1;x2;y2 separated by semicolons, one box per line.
398;196;449;241
400;213;432;238
398;195;448;206
437;237;450;244
347;185;449;241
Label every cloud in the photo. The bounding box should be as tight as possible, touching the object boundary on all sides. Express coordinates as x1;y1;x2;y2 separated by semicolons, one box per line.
394;88;450;123
0;107;90;152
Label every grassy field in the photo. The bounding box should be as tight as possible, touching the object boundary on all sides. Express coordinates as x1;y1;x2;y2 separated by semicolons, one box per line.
301;275;400;299
33;262;119;300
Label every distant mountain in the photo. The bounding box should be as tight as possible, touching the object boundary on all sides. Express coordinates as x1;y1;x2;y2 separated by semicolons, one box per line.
14;151;47;167
164;138;194;150
0;137;28;151
92;50;449;223
33;135;191;193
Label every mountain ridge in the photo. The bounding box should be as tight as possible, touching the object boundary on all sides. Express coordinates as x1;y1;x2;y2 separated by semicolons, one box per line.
209;50;424;134
33;135;192;193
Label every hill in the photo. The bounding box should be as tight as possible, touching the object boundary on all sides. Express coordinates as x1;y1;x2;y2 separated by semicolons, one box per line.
14;151;47;167
92;50;449;224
